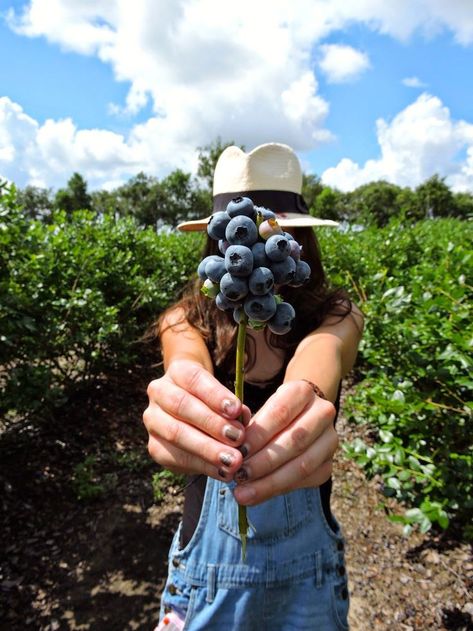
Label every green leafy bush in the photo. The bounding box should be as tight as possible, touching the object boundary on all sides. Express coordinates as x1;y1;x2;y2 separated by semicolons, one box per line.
0;183;203;417
319;218;473;533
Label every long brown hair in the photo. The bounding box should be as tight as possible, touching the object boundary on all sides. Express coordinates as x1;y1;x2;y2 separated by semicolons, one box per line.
158;227;352;377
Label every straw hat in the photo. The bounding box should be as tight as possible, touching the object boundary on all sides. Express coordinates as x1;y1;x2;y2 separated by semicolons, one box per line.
177;143;339;231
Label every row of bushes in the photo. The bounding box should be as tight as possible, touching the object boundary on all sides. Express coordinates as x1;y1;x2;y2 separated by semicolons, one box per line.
1;182;471;534
319;219;472;534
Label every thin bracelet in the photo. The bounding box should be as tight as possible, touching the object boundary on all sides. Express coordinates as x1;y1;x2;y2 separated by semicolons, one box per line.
301;379;327;400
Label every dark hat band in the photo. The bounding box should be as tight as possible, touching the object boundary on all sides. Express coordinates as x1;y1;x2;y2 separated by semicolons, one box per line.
213;190;309;214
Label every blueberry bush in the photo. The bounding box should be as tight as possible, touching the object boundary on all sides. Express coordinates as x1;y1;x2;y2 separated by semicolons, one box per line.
0;182;202;417
319;218;473;534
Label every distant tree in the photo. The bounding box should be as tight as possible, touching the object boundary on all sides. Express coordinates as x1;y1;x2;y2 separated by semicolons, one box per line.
415;175;455;218
17;185;53;220
453;191;473;219
159;169;211;227
54;173;92;215
197;138;244;191
312;187;342;222
302;174;324;212
346;181;403;226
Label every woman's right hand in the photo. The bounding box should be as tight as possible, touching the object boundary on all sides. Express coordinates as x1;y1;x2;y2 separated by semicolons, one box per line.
143;359;249;480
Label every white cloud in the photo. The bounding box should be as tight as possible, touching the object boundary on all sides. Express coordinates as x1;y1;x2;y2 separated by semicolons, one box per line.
321;93;473;192
402;76;427;88
3;0;473;189
318;44;370;83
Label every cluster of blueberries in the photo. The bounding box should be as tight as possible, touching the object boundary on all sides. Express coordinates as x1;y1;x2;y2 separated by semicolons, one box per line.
198;197;311;335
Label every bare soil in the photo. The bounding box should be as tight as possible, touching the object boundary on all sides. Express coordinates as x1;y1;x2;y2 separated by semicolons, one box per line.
1;373;472;630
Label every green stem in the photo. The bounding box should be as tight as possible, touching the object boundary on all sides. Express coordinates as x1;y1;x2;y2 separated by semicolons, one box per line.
235;314;249;561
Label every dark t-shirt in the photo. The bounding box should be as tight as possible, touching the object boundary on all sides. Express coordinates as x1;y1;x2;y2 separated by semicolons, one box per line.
180;371;341;548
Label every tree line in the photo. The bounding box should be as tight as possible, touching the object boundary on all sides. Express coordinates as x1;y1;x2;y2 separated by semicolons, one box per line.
14;140;473;228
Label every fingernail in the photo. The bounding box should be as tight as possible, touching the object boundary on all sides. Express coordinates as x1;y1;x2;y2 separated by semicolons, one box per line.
218;468;227;478
222;398;239;417
238;444;249;458
234;485;256;503
219;452;234;467
235;467;249;483
224;425;243;442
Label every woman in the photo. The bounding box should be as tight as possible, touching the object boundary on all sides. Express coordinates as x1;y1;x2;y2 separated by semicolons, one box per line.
144;143;363;630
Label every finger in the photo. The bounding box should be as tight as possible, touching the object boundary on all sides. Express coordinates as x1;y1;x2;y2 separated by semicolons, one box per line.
148;434;236;481
237;397;336;480
151;380;245;446
145;407;243;474
164;360;243;419
233;427;338;505
241;380;320;456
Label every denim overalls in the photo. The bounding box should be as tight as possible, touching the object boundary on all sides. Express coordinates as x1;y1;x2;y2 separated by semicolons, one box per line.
159;475;350;630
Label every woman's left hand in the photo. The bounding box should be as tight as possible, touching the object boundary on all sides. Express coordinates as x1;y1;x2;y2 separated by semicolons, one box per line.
233;379;338;505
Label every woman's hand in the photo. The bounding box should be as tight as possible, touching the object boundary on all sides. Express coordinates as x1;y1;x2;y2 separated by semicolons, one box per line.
233;380;338;505
143;359;250;480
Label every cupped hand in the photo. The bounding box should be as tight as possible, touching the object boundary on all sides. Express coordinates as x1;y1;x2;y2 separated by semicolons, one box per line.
233;380;338;505
143;359;251;480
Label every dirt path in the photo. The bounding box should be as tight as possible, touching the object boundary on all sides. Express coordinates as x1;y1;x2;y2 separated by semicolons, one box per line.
1;376;472;630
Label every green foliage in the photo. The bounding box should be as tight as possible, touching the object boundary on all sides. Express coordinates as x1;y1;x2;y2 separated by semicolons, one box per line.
54;173;92;215
319;218;473;533
71;455;109;501
0;182;204;417
152;469;186;502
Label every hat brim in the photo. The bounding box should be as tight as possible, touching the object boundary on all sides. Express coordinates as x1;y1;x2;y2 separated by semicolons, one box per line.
177;213;339;232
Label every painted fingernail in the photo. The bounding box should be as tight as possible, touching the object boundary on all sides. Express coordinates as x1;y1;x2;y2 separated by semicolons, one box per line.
219;452;234;467
222;399;239;416
238;444;249;458
224;425;243;442
235;467;249;483
218;468;227;478
234;485;256;503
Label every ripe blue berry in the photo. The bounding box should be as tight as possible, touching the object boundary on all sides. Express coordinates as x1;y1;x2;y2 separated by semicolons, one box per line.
226;196;255;219
220;273;249;301
292;260;311;286
224;245;254;277
225;216;258;247
244;293;277;322
198;255;223;280
216;292;241;311
251;242;270;268
207;211;231;240
205;256;227;283
268;302;296;335
271;257;296;285
248;267;274;295
265;234;291;262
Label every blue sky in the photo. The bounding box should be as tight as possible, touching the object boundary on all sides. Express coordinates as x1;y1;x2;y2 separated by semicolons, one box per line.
1;1;472;192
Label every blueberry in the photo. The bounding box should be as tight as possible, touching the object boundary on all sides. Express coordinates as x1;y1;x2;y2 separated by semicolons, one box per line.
233;306;245;324
218;239;230;255
225;216;258;247
288;240;301;261
248;267;274;295
293;260;311;285
198;255;223;280
271;257;296;285
244;293;277;322
283;232;294;240
205;256;227;283
259;218;283;240
226;196;255;219
265;234;290;262
224;245;254;277
257;207;276;220
216;292;241;311
207;211;231;240
220;273;249;301
251;242;270;268
268;302;296;335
